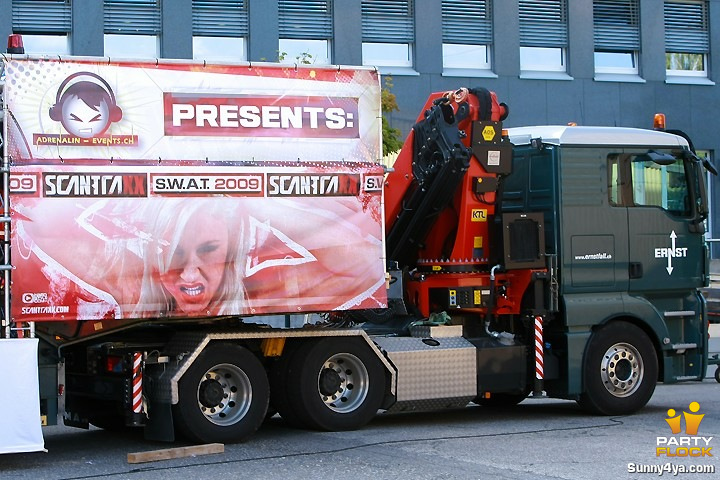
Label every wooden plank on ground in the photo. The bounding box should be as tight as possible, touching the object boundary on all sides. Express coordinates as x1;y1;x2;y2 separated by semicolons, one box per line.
127;443;224;464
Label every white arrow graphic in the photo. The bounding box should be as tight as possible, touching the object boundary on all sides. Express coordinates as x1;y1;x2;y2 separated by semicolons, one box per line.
666;230;677;275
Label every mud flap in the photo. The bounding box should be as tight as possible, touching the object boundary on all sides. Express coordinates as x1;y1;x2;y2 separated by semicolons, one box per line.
143;398;175;442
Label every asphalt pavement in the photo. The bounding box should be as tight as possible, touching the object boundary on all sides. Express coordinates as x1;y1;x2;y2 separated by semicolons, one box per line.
1;380;717;480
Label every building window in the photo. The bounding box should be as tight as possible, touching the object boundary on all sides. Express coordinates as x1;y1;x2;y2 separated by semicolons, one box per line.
279;39;330;65
362;42;412;68
192;37;246;62
12;0;71;55
594;51;638;73
519;0;568;74
104;0;161;58
278;0;332;64
192;0;249;61
19;35;70;55
520;47;565;73
664;1;709;78
361;0;414;69
441;1;492;71
443;44;490;70
593;0;641;76
104;34;159;58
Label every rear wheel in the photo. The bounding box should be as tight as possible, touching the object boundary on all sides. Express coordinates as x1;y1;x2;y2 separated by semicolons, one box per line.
174;343;269;443
286;338;385;431
578;322;657;415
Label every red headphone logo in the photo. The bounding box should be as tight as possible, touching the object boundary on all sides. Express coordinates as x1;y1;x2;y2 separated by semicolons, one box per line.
49;72;122;138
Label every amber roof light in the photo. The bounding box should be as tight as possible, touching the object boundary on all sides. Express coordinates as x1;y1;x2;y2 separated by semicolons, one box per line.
653;113;666;130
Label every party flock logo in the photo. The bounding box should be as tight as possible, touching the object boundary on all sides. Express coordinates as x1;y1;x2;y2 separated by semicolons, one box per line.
656;402;713;457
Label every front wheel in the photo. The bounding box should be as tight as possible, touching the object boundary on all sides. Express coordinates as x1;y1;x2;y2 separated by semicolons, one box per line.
578;322;658;415
286;338;385;431
173;343;269;443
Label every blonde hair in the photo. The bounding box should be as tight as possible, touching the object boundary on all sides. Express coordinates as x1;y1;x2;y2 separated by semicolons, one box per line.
130;197;248;318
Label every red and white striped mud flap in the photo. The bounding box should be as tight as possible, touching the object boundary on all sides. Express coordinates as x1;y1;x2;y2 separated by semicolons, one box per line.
132;352;144;414
534;316;545;395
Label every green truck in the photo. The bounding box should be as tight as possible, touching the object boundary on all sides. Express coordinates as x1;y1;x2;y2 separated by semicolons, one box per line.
0;46;713;451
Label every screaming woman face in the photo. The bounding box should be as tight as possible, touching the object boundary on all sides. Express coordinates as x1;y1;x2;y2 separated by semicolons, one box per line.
159;213;229;314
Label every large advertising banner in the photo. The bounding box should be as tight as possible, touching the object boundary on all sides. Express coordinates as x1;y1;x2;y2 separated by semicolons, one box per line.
3;58;381;163
3;58;387;322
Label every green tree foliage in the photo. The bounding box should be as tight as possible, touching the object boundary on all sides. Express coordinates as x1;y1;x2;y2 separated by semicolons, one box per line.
278;51;314;64
381;76;403;156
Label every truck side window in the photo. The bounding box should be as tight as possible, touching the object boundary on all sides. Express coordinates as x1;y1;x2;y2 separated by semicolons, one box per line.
631;154;690;215
608;151;691;216
608;156;622;206
608;154;633;207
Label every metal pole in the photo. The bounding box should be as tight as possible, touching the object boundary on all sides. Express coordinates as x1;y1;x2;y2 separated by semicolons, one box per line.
1;64;9;339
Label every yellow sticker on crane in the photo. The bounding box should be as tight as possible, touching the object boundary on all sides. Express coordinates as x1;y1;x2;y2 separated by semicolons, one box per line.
471;209;488;222
474;236;483;248
482;125;496;142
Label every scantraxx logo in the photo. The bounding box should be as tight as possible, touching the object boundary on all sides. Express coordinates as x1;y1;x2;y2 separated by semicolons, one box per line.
657;402;713;457
43;173;147;197
267;174;360;197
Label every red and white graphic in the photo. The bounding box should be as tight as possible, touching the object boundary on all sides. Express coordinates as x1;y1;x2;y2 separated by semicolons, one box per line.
4;57;385;323
10;164;387;322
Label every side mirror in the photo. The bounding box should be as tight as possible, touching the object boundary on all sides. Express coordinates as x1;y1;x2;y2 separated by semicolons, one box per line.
682;149;718;176
702;157;718;176
647;150;677;165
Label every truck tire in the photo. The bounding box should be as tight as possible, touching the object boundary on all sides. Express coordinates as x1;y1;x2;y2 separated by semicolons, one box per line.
578;322;658;415
173;343;269;443
268;342;309;428
286;338;385;431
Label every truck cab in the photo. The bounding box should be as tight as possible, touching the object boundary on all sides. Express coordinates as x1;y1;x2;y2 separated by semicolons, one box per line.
505;126;709;410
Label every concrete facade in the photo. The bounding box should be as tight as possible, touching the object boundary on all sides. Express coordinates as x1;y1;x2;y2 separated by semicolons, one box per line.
2;0;720;250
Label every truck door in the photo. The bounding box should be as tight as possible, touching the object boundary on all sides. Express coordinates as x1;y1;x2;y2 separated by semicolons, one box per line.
617;150;706;293
561;147;630;294
613;148;709;381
